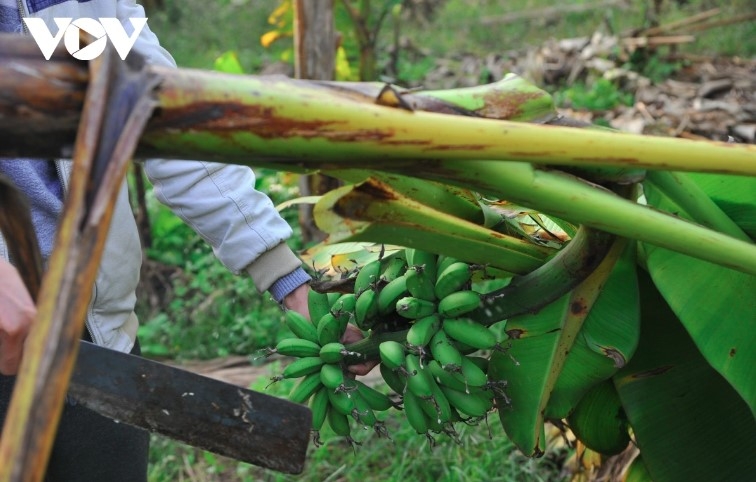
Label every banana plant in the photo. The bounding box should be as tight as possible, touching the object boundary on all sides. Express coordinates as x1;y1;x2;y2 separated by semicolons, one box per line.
1;35;754;482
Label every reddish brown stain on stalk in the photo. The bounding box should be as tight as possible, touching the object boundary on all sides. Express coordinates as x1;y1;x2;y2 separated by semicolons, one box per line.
570;299;587;315
151;102;399;142
353;180;398;201
478;91;546;120
507;329;525;339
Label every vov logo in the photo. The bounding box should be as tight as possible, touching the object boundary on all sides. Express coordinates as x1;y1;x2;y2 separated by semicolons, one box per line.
23;18;147;61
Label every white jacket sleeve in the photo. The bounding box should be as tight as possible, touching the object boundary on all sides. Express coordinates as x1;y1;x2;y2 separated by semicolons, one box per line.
142;160;301;282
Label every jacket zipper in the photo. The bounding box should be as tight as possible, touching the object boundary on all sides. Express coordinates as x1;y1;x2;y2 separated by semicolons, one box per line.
16;0;28;34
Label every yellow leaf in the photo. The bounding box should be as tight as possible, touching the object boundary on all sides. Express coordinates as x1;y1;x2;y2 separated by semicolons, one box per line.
260;30;283;48
267;0;291;25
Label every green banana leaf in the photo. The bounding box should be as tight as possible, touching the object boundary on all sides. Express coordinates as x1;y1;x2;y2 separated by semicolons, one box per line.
687;172;756;239
545;242;640;419
614;273;756;482
313;179;554;274
490;294;568;456
490;238;628;455
643;178;756;413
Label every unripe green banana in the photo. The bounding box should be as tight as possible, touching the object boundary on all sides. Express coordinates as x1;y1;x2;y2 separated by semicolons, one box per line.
408;249;438;283
442;318;497;350
379;341;406;370
377;276;409;315
428;359;469;393
310;386;330;432
439;385;493;418
282;356;325;379
429;329;463;370
402;390;430;435
396;296;437;319
354;258;381;295
456;355;488;387
406;314;442;347
354;288;379;329
405;267;437;302
405;353;434;399
327;291;341;305
437;290;481;318
466;355;490;372
351;392;378;427
284;310;319;344
275;337;322;358
434;261;473;300
379;362;407;394
317;312;345;346
288;372;324;404
319;362;346;390
328;386;356;415
436;255;461;277
319;342;347;364
308;289;331;324
330;293;356;325
355;380;394;411
421;376;453;425
567;380;630;456
327;406;352;437
380;254;408;283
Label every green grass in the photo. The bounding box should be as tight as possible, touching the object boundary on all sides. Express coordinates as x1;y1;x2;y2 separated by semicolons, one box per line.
148;365;569;482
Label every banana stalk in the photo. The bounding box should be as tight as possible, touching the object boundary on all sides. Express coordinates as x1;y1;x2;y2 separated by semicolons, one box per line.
3;37;754;176
140;66;756;175
471;225;615;324
379;160;756;275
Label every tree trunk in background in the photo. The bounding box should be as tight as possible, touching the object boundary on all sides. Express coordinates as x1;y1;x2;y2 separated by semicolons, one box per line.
294;0;341;244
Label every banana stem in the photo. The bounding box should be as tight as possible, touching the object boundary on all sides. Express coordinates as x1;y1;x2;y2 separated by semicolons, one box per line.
391;160;756;275
644;171;751;243
471;225;615;324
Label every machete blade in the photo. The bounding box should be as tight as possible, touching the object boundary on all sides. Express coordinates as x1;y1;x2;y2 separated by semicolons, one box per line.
69;341;311;474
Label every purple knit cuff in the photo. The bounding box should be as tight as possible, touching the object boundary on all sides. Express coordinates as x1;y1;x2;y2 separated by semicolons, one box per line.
269;267;312;303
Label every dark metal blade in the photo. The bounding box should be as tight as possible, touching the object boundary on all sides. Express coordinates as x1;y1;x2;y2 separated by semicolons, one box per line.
69;341;311;474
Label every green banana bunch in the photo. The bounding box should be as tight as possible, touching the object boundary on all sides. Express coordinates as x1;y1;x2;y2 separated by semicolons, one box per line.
275;245;511;446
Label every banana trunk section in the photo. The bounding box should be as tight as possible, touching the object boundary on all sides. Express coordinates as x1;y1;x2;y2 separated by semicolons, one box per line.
1;34;755;176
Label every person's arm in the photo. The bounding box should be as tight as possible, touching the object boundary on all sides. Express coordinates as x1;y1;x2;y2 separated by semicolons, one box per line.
141;159;311;300
0;259;36;375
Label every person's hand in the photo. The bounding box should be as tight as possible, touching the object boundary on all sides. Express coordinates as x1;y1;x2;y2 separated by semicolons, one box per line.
342;324;379;376
0;260;36;375
281;283;311;320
